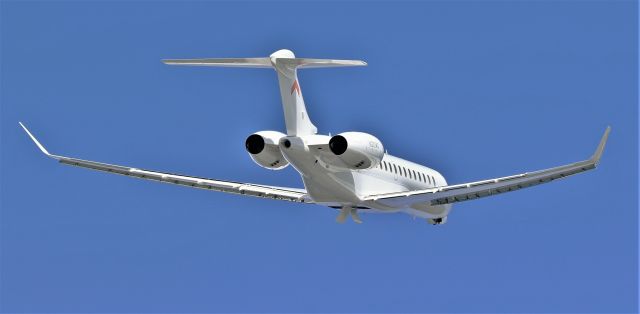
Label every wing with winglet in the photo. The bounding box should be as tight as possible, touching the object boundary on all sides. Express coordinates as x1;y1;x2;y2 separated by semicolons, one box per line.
364;127;610;208
19;122;312;203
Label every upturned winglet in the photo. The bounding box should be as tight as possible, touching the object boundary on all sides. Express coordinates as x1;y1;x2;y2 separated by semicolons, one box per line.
19;122;59;159
591;126;611;165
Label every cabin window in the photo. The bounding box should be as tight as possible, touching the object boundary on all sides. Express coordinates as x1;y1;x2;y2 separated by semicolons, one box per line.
393;164;397;174
429;175;433;185
411;170;416;180
421;173;426;183
402;167;407;177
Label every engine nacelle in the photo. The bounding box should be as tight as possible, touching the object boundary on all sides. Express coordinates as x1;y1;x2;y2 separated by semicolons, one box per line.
328;132;384;170
245;131;289;170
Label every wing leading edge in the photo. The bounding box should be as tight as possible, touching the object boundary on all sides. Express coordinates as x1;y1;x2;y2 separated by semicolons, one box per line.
365;127;610;208
19;122;311;203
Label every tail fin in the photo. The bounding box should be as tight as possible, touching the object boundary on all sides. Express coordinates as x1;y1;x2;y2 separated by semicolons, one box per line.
163;49;366;136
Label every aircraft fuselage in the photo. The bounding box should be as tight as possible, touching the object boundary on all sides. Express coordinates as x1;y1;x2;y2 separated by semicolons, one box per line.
278;134;452;219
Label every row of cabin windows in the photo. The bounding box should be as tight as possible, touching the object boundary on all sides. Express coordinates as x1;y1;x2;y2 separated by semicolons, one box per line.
377;160;435;185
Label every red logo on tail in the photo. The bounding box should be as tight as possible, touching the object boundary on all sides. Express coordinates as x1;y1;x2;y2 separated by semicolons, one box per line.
290;80;301;96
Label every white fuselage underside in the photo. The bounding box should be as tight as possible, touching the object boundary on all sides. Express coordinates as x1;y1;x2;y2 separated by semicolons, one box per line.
279;134;452;219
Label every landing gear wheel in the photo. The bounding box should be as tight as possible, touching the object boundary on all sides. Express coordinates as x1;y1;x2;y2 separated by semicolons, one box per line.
427;217;447;225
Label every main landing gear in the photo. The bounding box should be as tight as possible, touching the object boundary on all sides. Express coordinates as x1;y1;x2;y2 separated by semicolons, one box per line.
336;206;363;224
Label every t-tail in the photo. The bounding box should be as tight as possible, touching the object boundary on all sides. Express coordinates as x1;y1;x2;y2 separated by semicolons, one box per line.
163;49;366;136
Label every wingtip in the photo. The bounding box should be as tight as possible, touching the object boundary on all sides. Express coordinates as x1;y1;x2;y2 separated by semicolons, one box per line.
162;59;203;65
591;126;611;164
18;122;56;158
162;59;185;65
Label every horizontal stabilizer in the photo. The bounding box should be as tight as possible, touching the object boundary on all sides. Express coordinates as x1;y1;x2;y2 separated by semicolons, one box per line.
162;57;366;69
280;58;366;68
162;58;273;68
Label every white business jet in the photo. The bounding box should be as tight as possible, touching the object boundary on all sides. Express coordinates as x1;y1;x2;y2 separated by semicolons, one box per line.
20;49;610;225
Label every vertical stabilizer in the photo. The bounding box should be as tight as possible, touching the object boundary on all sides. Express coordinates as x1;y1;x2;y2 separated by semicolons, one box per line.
269;49;317;136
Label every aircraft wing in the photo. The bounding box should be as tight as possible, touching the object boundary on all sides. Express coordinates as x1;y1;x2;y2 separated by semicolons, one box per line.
364;127;610;208
19;123;311;203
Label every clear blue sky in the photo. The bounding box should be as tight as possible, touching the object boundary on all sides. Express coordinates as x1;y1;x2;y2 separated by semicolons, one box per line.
1;1;637;313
